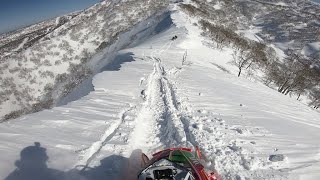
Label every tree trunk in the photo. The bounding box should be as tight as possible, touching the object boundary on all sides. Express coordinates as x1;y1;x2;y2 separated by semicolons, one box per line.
278;79;289;92
246;61;253;69
238;68;242;77
282;85;291;94
284;90;291;95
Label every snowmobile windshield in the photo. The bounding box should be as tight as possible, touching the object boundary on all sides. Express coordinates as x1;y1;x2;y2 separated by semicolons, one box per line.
150;148;201;169
140;148;210;180
168;150;194;166
168;149;210;180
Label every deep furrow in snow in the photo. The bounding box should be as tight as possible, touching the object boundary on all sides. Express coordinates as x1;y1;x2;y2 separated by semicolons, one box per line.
149;42;190;148
128;41;192;153
157;65;187;147
128;62;164;152
152;58;198;149
159;66;201;149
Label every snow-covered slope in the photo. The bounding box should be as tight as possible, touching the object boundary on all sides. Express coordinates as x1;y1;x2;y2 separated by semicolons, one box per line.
1;4;320;180
0;0;169;120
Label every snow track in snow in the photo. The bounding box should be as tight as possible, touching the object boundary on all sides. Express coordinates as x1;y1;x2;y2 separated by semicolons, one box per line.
153;60;187;147
129;41;190;153
77;106;136;170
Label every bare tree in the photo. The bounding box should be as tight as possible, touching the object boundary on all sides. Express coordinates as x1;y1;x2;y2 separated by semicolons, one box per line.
309;88;320;109
230;48;255;77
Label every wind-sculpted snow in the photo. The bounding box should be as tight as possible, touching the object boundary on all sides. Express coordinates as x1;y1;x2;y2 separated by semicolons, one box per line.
0;0;170;121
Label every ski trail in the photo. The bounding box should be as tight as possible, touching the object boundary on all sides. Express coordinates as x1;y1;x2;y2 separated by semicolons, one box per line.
76;106;134;170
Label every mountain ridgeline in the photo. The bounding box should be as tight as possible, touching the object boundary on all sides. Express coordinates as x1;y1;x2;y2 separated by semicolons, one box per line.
0;0;319;121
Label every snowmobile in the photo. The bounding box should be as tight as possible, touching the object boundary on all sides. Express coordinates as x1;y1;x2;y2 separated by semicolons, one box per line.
138;147;220;180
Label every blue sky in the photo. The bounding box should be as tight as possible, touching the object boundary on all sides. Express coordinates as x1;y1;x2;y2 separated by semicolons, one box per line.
0;0;100;34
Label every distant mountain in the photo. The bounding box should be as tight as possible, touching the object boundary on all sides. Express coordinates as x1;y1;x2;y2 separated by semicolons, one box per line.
0;11;81;57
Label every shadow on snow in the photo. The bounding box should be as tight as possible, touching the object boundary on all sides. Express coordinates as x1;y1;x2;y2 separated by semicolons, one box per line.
154;12;174;34
101;52;135;72
5;142;141;180
57;52;135;106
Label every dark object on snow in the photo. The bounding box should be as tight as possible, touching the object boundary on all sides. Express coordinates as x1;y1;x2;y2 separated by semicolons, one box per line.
269;154;285;162
140;89;146;100
5;142;64;180
171;35;178;41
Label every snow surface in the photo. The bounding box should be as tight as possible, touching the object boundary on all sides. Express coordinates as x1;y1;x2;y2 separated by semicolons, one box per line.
1;5;320;180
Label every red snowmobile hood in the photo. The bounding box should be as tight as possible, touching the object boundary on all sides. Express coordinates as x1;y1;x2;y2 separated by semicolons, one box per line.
146;147;219;180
